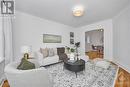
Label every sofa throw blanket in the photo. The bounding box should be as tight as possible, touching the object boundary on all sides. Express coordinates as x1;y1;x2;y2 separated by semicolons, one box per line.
17;58;35;70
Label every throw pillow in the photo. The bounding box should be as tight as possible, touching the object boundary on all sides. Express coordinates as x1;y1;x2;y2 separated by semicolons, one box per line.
17;58;35;70
40;48;43;54
53;48;57;55
40;48;49;58
48;48;54;57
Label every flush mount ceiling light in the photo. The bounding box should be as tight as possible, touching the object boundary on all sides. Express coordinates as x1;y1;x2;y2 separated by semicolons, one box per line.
72;5;84;17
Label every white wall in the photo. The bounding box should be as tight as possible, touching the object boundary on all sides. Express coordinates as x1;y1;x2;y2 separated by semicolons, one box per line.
0;11;4;83
0;17;2;58
113;5;130;72
13;11;74;60
75;19;113;60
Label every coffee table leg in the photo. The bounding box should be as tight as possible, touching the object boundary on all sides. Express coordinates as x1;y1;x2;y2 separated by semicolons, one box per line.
63;66;64;71
75;72;77;78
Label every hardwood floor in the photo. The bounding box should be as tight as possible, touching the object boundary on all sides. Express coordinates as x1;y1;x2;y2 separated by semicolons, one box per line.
2;80;9;87
2;65;130;87
86;51;103;59
115;68;130;87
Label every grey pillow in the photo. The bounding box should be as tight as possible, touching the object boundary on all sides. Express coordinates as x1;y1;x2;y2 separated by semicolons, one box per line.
17;58;35;70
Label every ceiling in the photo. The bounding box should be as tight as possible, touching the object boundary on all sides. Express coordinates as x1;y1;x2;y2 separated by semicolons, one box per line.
16;0;130;27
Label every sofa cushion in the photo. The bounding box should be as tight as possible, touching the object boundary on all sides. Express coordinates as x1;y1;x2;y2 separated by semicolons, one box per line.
40;48;49;58
38;55;59;66
17;58;35;70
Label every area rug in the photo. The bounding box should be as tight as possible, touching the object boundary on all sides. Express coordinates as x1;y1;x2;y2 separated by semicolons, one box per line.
45;61;118;87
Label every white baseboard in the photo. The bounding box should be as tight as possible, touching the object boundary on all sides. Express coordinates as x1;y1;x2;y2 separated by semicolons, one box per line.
0;74;6;87
112;66;119;87
112;59;130;73
0;80;4;87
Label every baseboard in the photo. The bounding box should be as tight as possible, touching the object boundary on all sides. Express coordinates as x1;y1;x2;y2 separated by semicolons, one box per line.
112;66;119;87
0;74;6;87
112;59;130;73
0;79;4;87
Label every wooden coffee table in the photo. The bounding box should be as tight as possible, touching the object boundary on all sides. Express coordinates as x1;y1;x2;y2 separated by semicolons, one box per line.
64;59;85;77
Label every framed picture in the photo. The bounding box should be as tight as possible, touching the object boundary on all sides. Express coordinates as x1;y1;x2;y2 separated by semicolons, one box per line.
70;32;74;38
70;39;74;44
43;34;62;43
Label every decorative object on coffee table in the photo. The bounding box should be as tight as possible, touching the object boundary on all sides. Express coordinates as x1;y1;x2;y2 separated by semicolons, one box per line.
69;48;75;60
64;59;85;77
21;46;31;59
65;46;70;54
75;42;80;60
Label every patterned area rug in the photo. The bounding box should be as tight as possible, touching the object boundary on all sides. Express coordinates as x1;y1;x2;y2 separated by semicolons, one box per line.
45;61;118;87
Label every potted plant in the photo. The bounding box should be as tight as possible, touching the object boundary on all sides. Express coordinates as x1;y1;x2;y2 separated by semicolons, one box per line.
70;48;75;53
65;46;70;54
75;42;80;60
70;48;75;60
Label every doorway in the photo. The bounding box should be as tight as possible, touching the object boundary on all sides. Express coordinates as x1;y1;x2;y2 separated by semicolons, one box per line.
85;29;104;59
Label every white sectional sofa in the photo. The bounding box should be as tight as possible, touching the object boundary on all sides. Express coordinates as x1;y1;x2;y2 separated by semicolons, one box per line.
35;51;60;66
4;59;52;87
35;51;89;67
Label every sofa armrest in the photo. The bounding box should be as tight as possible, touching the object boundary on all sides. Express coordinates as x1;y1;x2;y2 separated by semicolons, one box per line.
5;62;46;74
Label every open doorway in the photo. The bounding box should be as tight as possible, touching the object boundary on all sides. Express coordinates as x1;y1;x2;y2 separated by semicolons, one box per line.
85;29;104;59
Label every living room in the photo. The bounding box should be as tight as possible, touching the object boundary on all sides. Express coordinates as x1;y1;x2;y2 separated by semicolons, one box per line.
0;0;130;87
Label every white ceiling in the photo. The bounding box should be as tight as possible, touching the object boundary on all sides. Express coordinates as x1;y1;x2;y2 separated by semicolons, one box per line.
16;0;130;27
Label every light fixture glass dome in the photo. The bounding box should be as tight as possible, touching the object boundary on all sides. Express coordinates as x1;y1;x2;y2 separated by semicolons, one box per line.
72;5;84;17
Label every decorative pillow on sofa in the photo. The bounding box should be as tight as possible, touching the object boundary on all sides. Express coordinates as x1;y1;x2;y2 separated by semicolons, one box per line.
95;60;110;69
40;48;49;58
53;48;57;55
17;58;35;70
48;48;54;57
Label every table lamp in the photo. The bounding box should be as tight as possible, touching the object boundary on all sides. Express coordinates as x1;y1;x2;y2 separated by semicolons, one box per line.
21;46;31;59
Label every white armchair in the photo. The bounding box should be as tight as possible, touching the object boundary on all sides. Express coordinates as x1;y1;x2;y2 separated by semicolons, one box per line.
4;59;52;87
